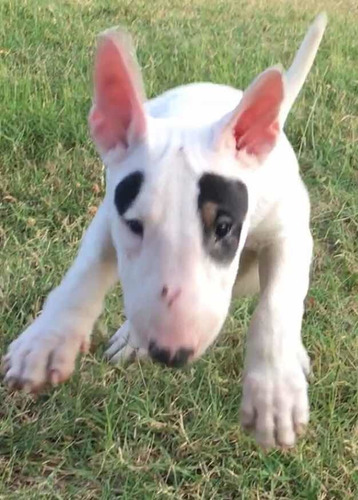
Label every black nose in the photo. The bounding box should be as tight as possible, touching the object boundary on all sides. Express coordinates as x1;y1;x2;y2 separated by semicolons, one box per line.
148;341;193;368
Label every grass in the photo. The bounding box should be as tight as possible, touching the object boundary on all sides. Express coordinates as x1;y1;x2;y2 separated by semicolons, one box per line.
0;0;357;497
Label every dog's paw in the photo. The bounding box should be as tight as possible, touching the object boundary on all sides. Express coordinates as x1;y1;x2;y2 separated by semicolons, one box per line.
241;349;310;448
105;321;148;364
2;318;89;393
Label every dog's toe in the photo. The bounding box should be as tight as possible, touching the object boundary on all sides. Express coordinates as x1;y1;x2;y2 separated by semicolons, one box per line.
3;322;88;393
105;321;148;365
241;364;309;449
106;343;137;364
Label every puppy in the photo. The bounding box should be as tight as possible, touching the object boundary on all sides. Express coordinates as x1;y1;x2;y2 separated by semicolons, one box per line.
3;14;327;448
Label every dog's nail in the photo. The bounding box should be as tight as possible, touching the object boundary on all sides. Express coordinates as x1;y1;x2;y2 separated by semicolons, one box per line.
6;377;19;391
23;381;34;394
80;340;90;353
49;370;60;386
295;423;306;436
1;359;10;375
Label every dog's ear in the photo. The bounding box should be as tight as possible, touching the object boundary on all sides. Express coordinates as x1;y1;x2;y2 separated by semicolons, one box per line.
89;29;146;155
218;67;284;161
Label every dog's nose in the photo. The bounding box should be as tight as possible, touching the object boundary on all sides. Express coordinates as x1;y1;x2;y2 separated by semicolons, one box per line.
148;341;193;368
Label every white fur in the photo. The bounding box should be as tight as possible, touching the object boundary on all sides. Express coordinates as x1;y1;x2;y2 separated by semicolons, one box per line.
3;14;327;448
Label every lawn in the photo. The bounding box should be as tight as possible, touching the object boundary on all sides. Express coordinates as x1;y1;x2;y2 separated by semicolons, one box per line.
0;0;357;498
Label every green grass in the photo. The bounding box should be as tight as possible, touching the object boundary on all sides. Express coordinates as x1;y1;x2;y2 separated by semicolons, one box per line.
1;0;357;497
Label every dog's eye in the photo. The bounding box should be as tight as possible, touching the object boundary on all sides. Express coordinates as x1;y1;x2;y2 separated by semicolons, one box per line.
125;219;144;237
215;214;233;241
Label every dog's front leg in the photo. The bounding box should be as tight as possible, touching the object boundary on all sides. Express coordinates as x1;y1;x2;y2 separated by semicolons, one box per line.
3;201;118;392
241;232;313;448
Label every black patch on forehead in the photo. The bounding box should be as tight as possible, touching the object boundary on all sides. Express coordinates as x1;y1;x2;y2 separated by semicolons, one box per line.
198;173;248;265
114;171;144;215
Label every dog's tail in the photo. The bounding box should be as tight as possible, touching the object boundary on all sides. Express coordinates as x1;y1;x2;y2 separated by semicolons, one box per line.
281;12;327;124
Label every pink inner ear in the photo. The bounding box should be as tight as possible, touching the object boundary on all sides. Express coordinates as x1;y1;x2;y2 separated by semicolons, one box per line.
232;69;284;158
89;34;146;153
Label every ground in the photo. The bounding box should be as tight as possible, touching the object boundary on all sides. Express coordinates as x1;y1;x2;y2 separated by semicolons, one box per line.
0;0;357;498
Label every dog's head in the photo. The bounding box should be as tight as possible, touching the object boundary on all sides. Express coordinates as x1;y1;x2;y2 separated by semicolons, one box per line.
88;13;327;365
88;30;287;366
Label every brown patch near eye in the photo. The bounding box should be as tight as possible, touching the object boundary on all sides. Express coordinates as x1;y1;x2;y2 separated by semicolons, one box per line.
201;201;218;229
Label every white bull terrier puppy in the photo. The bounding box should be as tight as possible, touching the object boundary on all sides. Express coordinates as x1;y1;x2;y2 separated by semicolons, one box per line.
3;14;327;448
